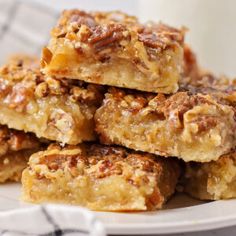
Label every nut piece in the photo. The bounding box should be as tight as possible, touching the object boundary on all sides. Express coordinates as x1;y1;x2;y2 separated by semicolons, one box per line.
34;82;49;98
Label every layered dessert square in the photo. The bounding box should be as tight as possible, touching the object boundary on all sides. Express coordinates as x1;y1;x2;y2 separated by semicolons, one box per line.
41;10;184;93
183;151;236;200
0;125;40;183
95;88;236;162
0;55;104;144
22;144;180;211
180;72;236;107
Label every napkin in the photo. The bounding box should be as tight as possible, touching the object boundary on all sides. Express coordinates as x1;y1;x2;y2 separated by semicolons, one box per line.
0;204;106;236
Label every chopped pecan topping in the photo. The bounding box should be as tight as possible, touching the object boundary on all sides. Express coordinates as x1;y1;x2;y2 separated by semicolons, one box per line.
88;24;127;51
36;143;172;184
41;154;83;171
108;88;222;131
154;92;213;121
69;10;97;28
51;9;184;60
0;125;40;156
0;55;104;112
180;59;236;108
6;82;34;112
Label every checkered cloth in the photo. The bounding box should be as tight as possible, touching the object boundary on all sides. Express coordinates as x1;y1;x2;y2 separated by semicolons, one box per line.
0;0;59;65
0;1;106;235
0;205;106;236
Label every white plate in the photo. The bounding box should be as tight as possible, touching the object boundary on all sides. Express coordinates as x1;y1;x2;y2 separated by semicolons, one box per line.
0;183;236;235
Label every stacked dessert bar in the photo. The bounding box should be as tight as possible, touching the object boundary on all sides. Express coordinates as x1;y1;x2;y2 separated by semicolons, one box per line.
180;68;236;200
1;9;236;211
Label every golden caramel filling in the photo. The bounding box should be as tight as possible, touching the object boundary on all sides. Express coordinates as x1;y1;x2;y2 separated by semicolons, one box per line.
184;152;236;200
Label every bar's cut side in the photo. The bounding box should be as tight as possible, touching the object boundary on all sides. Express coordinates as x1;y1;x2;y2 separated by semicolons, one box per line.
0;55;104;145
22;144;180;211
95;88;236;162
183;152;236;200
0;125;40;183
41;10;184;93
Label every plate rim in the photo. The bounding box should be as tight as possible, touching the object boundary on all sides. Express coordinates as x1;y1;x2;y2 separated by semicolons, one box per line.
1;184;236;235
103;215;236;235
96;200;236;235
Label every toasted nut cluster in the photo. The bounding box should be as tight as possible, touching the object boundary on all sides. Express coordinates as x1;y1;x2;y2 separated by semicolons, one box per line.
0;55;104;112
51;10;184;59
0;125;40;157
180;70;236;108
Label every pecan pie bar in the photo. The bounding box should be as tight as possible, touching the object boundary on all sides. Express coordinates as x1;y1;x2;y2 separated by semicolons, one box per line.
180;72;236;107
95;88;236;162
22;144;180;211
0;125;40;183
41;10;184;93
0;55;104;144
183;151;236;200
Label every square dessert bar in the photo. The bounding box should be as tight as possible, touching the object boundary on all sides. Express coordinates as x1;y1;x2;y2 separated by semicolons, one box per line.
0;125;40;183
180;71;236;107
95;88;236;163
183;151;236;200
22;144;180;211
41;10;184;93
0;55;104;144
